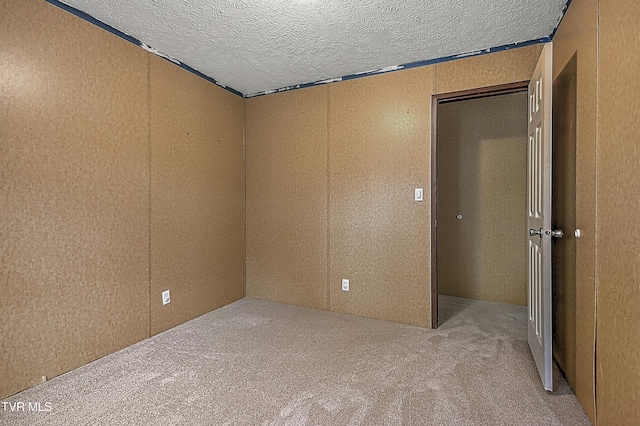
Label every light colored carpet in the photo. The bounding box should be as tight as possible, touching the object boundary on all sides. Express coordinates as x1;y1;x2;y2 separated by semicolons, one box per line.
1;296;590;425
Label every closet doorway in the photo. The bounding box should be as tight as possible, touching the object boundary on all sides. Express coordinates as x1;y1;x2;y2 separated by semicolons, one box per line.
431;83;529;327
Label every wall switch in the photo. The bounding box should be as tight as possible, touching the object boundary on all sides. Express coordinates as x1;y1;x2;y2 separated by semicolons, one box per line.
414;188;424;202
341;279;349;291
162;290;170;305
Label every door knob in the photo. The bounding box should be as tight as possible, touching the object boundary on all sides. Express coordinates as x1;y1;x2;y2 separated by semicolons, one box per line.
529;228;543;237
542;229;564;238
530;228;563;238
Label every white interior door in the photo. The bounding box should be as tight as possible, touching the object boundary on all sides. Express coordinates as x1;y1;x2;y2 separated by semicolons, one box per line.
527;42;554;391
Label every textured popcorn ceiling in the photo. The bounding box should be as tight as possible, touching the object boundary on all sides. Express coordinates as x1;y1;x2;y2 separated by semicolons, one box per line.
58;0;566;96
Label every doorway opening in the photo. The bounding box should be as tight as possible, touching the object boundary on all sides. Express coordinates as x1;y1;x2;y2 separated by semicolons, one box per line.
431;82;530;328
551;52;578;390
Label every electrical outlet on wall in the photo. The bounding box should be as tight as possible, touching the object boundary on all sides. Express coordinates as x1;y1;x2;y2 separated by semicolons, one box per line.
162;290;170;305
342;279;349;291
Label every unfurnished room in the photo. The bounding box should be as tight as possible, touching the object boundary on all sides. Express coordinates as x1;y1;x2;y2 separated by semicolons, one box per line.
1;0;638;424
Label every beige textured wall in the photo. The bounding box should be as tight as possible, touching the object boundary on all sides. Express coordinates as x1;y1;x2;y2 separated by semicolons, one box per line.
329;67;433;327
437;93;528;306
434;45;542;94
0;0;149;398
245;87;329;310
245;45;540;328
0;0;245;399
596;0;640;423
149;55;245;335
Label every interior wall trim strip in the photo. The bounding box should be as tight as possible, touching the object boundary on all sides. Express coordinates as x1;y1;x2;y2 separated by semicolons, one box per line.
245;37;551;98
45;0;245;98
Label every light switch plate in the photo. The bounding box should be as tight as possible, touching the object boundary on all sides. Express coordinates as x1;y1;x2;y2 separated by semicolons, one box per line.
162;290;170;305
341;279;349;291
415;187;424;201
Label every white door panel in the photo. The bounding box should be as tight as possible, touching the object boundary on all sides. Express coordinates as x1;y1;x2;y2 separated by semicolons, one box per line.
527;42;553;391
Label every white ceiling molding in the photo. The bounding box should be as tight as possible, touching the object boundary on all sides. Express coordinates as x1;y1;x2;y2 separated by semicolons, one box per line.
54;0;568;97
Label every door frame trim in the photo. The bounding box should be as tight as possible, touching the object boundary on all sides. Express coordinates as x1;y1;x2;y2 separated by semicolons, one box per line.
430;81;530;328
